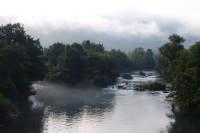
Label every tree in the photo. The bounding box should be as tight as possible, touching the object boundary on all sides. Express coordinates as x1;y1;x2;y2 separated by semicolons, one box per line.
172;42;200;110
82;40;91;49
0;23;46;82
156;34;200;112
128;47;155;70
109;49;132;73
82;53;117;87
0;43;30;98
82;40;104;53
0;94;11;118
144;49;155;70
44;42;65;67
156;34;185;80
155;55;170;80
0;23;26;44
57;44;85;84
45;41;117;87
0;23;46;117
128;47;145;70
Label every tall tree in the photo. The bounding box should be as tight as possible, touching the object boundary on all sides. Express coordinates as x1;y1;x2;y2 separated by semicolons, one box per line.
172;42;200;110
0;23;46;118
0;23;46;82
156;34;185;80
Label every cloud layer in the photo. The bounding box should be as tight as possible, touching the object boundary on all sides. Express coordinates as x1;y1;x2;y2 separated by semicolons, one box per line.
1;0;200;51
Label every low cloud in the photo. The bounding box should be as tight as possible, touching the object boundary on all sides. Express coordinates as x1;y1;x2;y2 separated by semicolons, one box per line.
1;15;200;52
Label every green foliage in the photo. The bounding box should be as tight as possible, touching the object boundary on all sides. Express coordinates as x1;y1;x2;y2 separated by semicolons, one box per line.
45;41;117;87
0;94;12;118
108;49;132;73
139;71;146;76
0;23;46;117
144;49;155;69
156;34;185;80
155;55;170;80
0;43;31;97
45;41;157;87
172;42;200;110
128;47;155;70
0;23;26;43
81;40;105;53
0;79;18;101
82;53;117;87
44;42;65;67
159;34;185;61
136;81;166;91
156;34;200;112
155;34;185;81
121;73;133;80
58;44;85;84
0;23;46;81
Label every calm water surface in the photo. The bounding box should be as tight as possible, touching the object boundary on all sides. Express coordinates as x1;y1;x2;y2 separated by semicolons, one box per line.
2;72;200;133
35;85;171;133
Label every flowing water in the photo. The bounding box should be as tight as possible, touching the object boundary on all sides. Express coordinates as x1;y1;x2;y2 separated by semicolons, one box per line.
1;71;200;133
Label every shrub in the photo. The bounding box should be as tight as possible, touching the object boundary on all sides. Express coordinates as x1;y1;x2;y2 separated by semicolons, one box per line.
121;73;133;80
139;71;146;76
0;94;12;118
136;81;166;91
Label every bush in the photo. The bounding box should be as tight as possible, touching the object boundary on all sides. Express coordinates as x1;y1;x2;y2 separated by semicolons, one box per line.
0;80;18;101
139;71;146;76
121;73;133;80
0;94;12;118
136;81;166;91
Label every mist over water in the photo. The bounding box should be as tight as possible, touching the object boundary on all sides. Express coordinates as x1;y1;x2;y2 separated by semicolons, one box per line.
31;82;172;133
4;72;200;133
2;82;173;133
33;83;117;133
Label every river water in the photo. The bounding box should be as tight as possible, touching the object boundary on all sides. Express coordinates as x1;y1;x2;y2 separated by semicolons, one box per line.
1;71;200;133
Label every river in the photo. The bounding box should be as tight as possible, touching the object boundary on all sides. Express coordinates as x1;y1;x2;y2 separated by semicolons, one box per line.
1;71;200;133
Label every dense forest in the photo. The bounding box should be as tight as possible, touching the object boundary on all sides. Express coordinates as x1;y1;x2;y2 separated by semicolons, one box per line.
155;34;200;113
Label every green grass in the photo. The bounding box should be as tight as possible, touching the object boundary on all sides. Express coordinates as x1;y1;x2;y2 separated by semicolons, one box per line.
136;81;166;91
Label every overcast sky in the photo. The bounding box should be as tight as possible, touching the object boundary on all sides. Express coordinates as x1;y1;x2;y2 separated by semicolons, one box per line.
1;0;200;52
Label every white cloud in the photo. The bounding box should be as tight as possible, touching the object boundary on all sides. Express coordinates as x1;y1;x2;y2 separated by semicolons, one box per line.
1;0;200;50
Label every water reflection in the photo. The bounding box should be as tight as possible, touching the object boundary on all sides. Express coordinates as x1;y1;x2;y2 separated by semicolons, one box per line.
167;111;200;133
1;97;45;133
4;82;200;133
34;83;116;133
1;82;116;133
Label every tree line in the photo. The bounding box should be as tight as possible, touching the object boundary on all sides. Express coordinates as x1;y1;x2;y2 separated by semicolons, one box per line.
155;34;200;113
44;41;156;86
0;23;156;118
44;41;117;87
